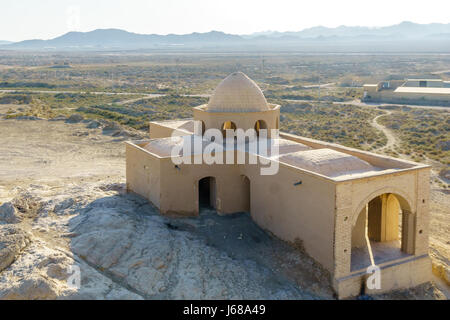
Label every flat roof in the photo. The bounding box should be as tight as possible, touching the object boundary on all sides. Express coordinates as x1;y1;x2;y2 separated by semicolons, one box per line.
394;87;450;95
406;79;443;82
151;119;194;133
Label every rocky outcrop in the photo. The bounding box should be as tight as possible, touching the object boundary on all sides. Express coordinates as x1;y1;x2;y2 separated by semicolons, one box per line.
86;120;101;129
2;183;331;299
67;192;328;299
0;193;41;223
66;114;84;123
0;225;30;272
0;203;21;224
0;222;142;300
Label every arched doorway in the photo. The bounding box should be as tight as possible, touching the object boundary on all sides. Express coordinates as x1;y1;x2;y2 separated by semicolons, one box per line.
350;193;413;271
199;177;216;211
254;120;267;136
221;121;237;139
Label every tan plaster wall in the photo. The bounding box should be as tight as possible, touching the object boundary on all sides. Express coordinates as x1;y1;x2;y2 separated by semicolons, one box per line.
352;207;367;248
158;155;251;216
365;255;432;295
129;145;337;272
334;255;431;299
244;162;337;272
125;143;161;207
414;169;430;256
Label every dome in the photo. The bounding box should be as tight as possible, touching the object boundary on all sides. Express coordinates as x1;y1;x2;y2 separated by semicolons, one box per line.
279;149;375;177
207;72;269;112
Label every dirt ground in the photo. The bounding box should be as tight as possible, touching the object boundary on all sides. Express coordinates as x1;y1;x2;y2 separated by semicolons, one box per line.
0;117;448;299
0;119;124;191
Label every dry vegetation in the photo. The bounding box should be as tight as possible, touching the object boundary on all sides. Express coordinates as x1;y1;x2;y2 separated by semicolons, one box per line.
274;100;387;150
1;52;449;94
378;107;450;165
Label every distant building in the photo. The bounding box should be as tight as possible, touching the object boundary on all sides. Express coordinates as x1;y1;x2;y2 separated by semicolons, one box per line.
126;72;432;299
363;79;450;106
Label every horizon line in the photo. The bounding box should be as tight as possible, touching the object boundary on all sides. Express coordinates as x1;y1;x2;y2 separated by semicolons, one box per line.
4;20;450;43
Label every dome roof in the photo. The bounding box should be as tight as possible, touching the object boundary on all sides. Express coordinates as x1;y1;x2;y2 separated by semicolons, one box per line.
279;149;375;177
207;72;269;112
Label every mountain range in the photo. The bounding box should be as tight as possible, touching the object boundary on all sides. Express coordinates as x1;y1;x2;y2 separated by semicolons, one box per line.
244;21;450;39
2;21;450;52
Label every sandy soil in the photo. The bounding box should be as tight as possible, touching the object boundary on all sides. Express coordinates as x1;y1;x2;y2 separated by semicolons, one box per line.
0;120;124;193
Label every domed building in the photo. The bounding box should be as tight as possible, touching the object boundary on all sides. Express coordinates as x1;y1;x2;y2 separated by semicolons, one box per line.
207;72;269;112
126;72;431;299
193;72;280;138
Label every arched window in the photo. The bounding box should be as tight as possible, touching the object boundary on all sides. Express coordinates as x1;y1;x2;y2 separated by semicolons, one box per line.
254;120;268;136
201;121;206;135
221;121;236;139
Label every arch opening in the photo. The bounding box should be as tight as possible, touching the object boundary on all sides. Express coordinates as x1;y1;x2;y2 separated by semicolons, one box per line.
221;121;237;139
350;193;413;271
254;120;267;137
198;177;216;211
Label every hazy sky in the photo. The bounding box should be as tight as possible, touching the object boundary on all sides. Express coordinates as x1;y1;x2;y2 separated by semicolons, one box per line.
1;0;449;41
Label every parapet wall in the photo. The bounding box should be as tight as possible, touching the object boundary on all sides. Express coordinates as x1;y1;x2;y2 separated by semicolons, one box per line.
334;254;431;298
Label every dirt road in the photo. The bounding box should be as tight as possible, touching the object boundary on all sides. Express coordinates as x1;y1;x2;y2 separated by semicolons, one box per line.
371;111;398;151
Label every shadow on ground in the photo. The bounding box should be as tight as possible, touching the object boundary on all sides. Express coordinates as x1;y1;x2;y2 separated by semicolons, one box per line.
67;190;335;299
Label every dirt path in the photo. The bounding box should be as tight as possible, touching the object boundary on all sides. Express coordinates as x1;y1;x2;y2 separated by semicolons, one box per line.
371;111;398;151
